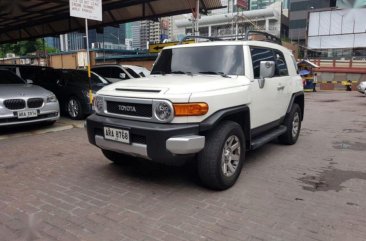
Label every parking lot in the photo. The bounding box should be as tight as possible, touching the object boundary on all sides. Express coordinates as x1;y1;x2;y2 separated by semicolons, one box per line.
0;91;365;241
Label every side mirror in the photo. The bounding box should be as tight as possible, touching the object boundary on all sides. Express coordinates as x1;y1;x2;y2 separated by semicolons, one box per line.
56;79;64;86
259;61;275;88
119;73;126;79
26;79;33;84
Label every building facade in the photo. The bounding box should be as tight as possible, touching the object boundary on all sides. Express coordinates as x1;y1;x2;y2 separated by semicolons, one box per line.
174;1;284;39
288;0;336;42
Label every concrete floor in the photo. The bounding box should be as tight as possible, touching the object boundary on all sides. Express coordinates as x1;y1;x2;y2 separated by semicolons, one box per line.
0;91;365;241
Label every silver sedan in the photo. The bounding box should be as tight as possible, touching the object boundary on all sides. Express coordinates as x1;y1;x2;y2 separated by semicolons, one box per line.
0;69;60;127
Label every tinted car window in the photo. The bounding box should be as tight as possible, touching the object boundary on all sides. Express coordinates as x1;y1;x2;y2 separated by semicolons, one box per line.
124;68;141;78
0;70;25;84
250;47;276;79
151;45;244;76
110;67;130;80
92;67;110;78
93;67;130;80
274;50;289;76
64;71;108;85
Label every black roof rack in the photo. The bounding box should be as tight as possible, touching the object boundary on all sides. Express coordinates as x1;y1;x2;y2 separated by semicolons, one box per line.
178;35;222;44
178;31;282;45
244;30;282;45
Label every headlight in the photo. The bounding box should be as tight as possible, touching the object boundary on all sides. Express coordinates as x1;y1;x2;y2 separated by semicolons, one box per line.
93;95;104;113
46;95;57;103
154;101;173;122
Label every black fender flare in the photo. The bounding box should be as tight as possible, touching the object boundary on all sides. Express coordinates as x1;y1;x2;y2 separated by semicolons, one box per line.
286;91;304;120
199;105;250;132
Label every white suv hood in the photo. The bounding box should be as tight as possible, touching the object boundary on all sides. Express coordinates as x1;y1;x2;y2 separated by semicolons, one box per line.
98;74;248;98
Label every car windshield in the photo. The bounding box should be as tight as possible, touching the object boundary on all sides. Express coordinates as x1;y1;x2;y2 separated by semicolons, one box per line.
151;45;244;76
0;69;25;84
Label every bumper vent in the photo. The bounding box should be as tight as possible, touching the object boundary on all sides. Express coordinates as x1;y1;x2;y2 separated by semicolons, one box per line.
3;99;26;110
106;101;152;118
27;98;44;108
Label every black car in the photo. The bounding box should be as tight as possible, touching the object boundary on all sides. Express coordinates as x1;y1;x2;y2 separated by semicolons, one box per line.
48;69;110;119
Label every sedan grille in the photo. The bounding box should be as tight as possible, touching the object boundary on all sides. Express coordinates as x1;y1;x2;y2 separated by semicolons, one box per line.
106;101;152;117
3;99;26;110
27;98;44;108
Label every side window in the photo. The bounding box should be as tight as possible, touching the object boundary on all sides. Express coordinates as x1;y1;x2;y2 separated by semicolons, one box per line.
250;47;275;79
92;67;110;78
110;67;130;80
274;50;289;76
125;68;141;78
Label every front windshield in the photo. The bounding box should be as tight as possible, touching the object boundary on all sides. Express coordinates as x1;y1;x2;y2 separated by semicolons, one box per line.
151;45;244;76
0;69;26;84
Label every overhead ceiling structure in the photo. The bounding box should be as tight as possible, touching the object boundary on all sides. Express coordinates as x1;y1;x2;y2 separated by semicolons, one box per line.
0;0;223;44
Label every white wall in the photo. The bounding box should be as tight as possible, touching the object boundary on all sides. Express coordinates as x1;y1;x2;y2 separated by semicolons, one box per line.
308;8;366;49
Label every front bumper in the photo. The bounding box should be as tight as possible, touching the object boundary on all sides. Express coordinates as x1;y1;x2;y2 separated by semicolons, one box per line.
86;114;205;164
0;102;60;127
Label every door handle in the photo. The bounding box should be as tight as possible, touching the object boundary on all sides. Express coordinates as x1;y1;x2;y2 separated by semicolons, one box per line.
277;85;285;90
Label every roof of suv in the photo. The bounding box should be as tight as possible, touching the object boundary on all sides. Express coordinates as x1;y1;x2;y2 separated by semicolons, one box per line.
165;40;291;55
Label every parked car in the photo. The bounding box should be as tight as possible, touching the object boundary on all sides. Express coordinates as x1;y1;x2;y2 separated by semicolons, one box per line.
49;69;110;120
357;81;366;94
86;32;304;190
91;64;147;82
0;64;57;84
0;69;59;127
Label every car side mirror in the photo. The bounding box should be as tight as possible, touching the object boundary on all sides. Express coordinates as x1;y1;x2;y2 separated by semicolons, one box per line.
56;79;64;86
119;73;126;79
259;61;275;88
26;79;33;84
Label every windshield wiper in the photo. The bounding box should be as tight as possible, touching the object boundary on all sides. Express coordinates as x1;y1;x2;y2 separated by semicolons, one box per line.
171;70;193;76
199;71;231;78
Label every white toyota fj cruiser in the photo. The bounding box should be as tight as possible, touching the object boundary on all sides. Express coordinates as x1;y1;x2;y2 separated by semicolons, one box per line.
86;32;304;190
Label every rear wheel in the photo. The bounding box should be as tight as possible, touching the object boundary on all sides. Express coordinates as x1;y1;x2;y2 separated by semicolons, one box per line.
278;103;301;145
66;97;84;120
197;121;245;190
101;149;134;165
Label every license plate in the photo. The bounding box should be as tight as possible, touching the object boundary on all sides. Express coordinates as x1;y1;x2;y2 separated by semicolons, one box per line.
104;127;130;144
17;110;38;119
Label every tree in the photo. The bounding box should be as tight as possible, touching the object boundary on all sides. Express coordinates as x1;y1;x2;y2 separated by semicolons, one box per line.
0;39;58;57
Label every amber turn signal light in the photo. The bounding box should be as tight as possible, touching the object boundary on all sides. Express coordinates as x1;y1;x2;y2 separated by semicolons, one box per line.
173;103;209;116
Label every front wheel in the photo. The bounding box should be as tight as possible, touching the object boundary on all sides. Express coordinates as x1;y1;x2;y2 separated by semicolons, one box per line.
278;103;302;145
197;121;245;190
66;97;84;120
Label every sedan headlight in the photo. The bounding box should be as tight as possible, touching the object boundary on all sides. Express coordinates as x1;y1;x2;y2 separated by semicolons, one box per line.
46;95;57;103
154;101;174;122
93;95;104;113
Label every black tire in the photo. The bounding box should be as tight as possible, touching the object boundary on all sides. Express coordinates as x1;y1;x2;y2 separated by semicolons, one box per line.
66;97;84;120
278;103;301;145
197;121;245;190
101;149;134;165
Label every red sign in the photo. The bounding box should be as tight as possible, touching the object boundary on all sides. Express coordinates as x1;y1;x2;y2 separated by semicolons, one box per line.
236;0;248;9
